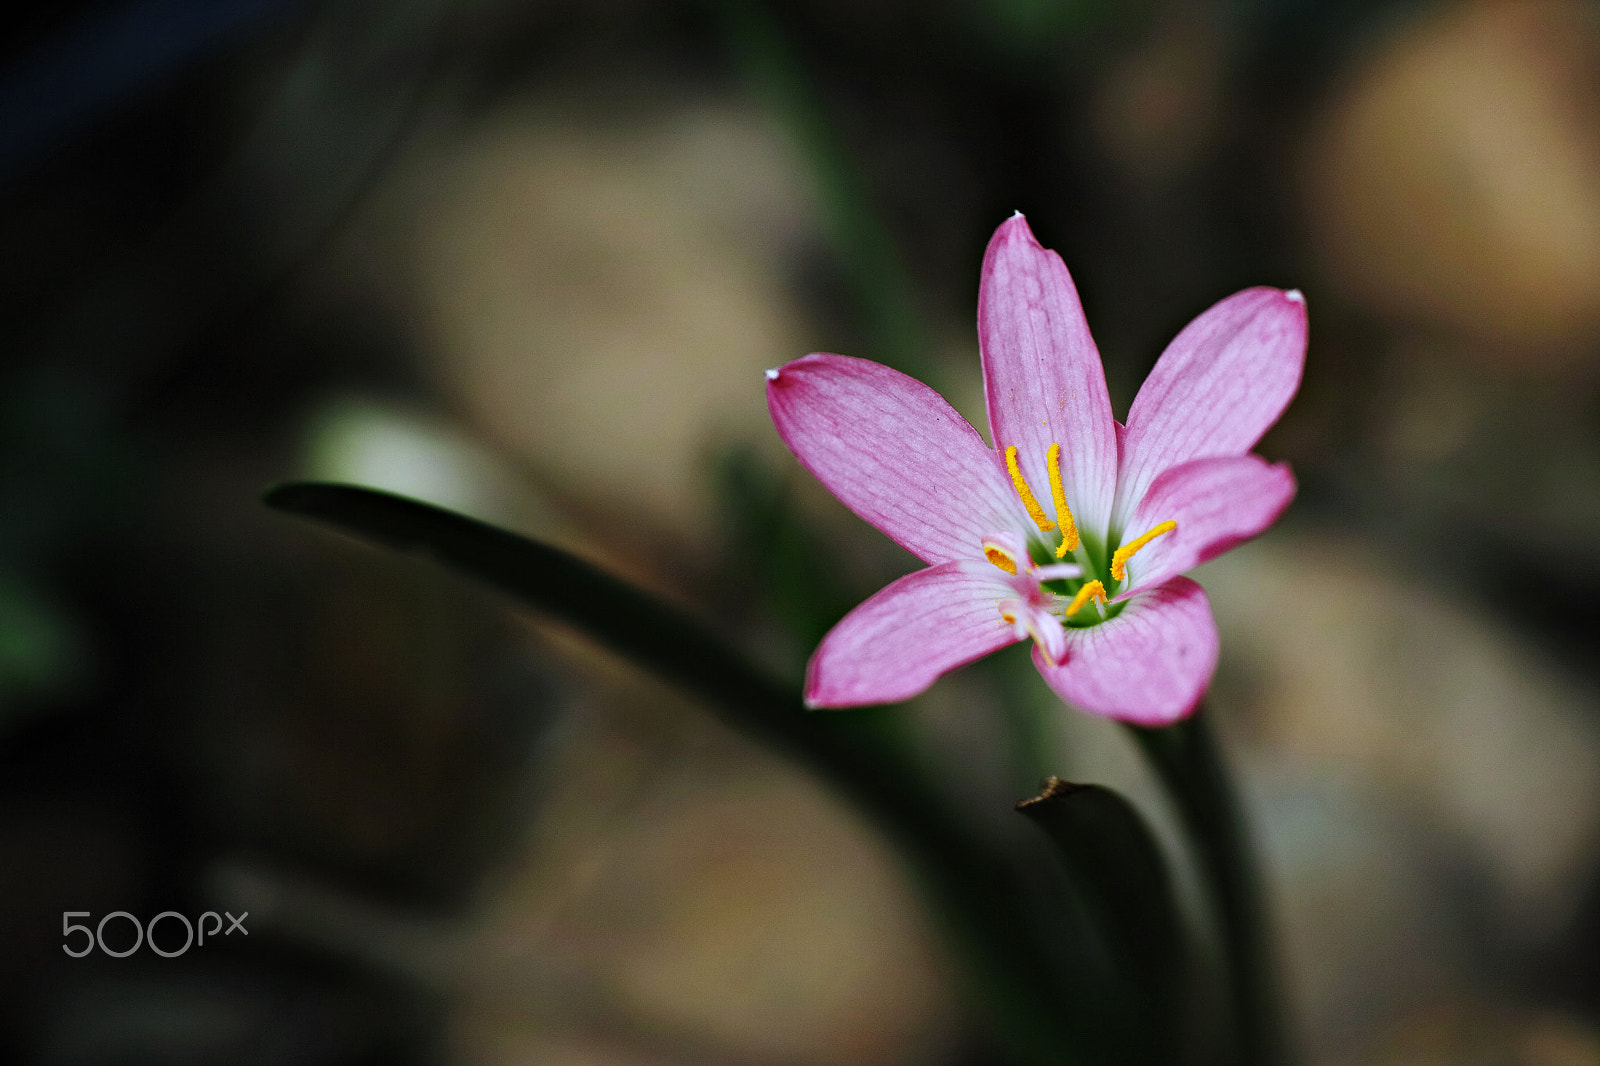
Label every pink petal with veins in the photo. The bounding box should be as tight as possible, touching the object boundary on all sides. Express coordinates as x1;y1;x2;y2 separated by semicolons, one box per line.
1032;577;1219;725
1117;455;1296;595
1112;287;1306;534
979;214;1119;540
768;354;1028;565
806;561;1016;708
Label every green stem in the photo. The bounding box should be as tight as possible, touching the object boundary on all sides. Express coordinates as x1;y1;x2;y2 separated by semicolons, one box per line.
982;645;1058;792
1128;710;1288;1066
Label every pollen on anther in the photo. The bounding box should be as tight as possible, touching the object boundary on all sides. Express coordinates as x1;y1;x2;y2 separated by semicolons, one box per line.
985;547;1017;574
1064;580;1106;618
1045;443;1079;557
1110;520;1177;581
1004;446;1055;534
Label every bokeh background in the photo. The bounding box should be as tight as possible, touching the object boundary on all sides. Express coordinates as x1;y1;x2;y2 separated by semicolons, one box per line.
5;0;1600;1063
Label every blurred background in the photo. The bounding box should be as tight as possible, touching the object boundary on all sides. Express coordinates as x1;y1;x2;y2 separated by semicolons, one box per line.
5;0;1600;1062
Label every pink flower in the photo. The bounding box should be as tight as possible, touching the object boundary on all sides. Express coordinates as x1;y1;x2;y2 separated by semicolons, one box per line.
765;214;1306;725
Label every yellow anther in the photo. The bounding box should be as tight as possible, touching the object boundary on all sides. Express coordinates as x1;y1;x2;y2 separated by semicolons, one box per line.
1110;520;1177;581
985;546;1017;574
1005;446;1055;534
1064;580;1107;618
1045;443;1079;557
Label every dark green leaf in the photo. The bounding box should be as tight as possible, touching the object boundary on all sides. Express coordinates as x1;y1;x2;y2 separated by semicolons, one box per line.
265;482;1143;1065
1018;776;1186;1061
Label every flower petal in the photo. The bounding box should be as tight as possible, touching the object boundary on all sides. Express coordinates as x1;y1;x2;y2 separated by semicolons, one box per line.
767;354;1028;564
1117;455;1296;594
806;561;1016;708
1032;577;1218;725
978;214;1119;541
1112;287;1306;536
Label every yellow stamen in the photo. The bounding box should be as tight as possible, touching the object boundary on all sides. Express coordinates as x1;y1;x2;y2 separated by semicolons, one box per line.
1110;520;1177;582
1064;580;1107;618
1004;446;1055;534
1045;443;1079;558
985;547;1017;574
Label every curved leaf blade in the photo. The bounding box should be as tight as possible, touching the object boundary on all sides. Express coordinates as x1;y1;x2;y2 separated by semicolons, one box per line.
1018;777;1187;1060
265;481;1136;1065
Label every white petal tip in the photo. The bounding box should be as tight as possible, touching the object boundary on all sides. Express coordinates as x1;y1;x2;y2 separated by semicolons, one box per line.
1284;289;1305;304
1011;209;1024;219
765;367;781;381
